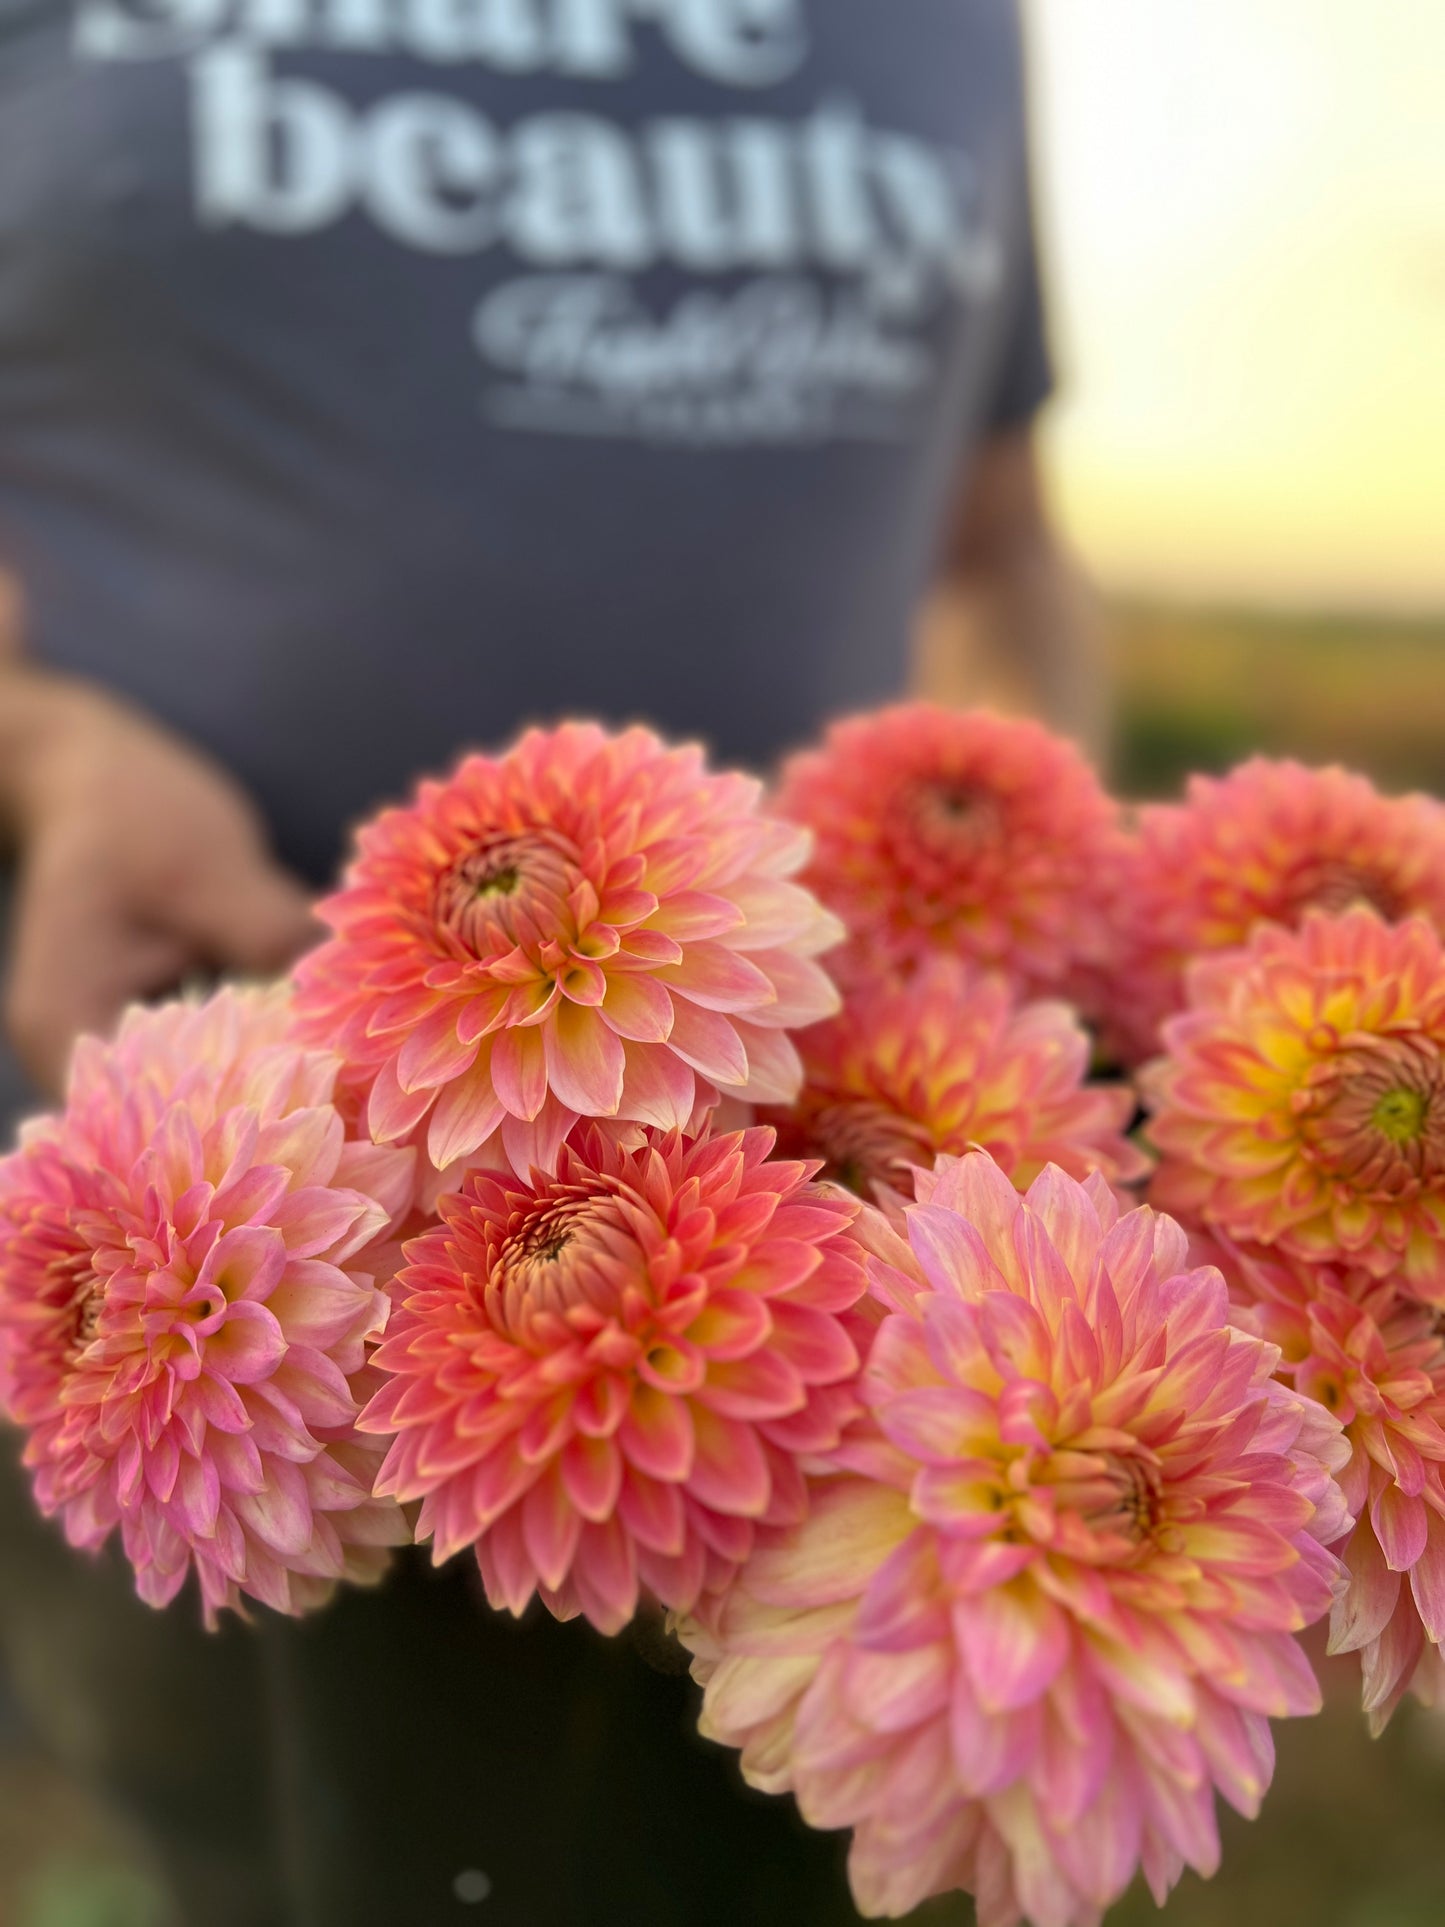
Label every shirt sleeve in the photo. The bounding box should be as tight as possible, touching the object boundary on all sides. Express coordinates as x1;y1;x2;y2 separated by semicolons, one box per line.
983;144;1055;434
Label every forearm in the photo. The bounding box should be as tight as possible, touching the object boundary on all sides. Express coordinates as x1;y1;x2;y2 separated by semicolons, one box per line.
914;536;1111;762
0;656;109;845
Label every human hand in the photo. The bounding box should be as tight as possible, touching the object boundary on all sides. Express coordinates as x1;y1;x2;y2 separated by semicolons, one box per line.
1;669;316;1094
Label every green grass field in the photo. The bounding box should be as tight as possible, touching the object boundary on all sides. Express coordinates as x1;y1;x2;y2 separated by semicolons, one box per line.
1112;602;1445;799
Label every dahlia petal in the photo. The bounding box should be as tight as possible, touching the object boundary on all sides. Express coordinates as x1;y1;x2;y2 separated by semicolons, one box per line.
270;1348;358;1431
489;1027;549;1122
521;1466;583;1591
599;973;675;1045
954;1585;1071;1713
1372;1482;1429;1573
476;1507;538;1617
767;1299;862;1383
697;1351;805;1422
616;1043;696;1130
1033;1687;1114;1831
841;1642;951;1734
726;877;833;950
617;1471;687;1556
570;1516;638;1634
621;1386;695;1482
688;1408;772;1518
367;1056;436;1144
331;1140;417;1228
1193;1697;1274;1819
426;1061;508;1169
200;1225;288;1304
666;1002;749;1087
880;1386;994;1463
205;1302;287;1387
464;1443;543;1543
543;1003;626;1118
724;1023;804;1106
685;1290;773;1361
499;1102;579;1180
269;1187;380;1265
854;1531;949;1652
394;1008;480;1095
746;949;840;1027
560;1434;623;1523
1409;1511;1445;1642
1361;1598;1426;1731
635;1537;711;1616
233;1460;313;1557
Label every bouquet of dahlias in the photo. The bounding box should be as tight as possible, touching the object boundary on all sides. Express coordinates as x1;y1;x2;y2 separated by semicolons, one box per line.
6;704;1445;1926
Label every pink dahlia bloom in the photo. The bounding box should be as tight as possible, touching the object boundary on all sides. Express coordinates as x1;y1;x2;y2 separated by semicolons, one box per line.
679;1155;1347;1926
1217;1240;1445;1731
1105;759;1445;1065
361;1125;866;1633
1146;908;1445;1301
0;990;414;1623
293;723;842;1176
772;704;1123;1000
763;958;1146;1210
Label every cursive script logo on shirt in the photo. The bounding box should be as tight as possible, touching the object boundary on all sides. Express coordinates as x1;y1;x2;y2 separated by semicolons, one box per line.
73;0;1005;445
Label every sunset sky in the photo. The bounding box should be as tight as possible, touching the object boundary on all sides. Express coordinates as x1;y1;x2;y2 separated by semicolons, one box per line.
1025;0;1445;611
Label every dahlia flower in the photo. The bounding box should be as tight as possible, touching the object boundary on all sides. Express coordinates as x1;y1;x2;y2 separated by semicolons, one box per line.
763;959;1146;1209
1147;908;1445;1302
1214;1239;1445;1732
293;723;842;1175
772;704;1122;999
1106;759;1445;1064
680;1155;1347;1926
0;989;414;1623
361;1124;866;1634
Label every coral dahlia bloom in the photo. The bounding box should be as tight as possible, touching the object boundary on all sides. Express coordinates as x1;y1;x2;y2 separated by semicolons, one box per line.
680;1156;1347;1926
1106;759;1445;1064
772;704;1122;998
763;959;1146;1209
0;990;414;1623
361;1125;866;1633
1217;1240;1445;1732
1147;908;1445;1302
294;723;842;1174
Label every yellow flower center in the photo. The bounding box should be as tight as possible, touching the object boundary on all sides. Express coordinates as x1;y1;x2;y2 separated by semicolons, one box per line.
1372;1086;1429;1145
1297;1031;1445;1196
434;829;581;957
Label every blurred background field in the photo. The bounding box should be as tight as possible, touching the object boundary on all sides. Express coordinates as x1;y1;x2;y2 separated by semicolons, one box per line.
1112;604;1445;798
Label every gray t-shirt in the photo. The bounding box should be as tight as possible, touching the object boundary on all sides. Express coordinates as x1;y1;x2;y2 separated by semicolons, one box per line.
0;0;1050;882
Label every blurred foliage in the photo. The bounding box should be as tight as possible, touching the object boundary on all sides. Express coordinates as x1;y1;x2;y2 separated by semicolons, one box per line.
1111;604;1445;799
19;1861;172;1927
0;1757;174;1927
